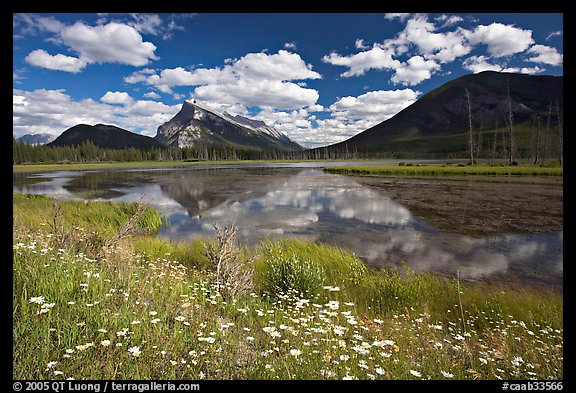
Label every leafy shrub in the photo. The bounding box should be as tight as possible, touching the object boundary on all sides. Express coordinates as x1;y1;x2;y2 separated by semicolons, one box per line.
261;251;325;299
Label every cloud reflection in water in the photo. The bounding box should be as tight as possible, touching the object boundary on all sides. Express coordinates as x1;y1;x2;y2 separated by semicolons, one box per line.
13;168;562;286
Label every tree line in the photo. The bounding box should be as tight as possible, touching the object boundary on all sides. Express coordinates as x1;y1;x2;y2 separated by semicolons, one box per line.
13;139;366;164
465;85;563;166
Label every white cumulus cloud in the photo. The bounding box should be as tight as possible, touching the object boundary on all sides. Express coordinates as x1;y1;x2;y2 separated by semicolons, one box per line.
25;49;86;73
144;91;161;99
23;20;160;73
322;47;401;77
525;45;563;66
462;55;545;75
13;88;180;138
329;89;419;121
463;22;534;57
126;50;322;110
100;91;134;105
60;22;159;66
391;56;440;85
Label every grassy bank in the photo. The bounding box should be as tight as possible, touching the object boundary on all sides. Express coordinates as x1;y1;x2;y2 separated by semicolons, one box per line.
13;194;563;380
324;163;563;177
12;159;335;173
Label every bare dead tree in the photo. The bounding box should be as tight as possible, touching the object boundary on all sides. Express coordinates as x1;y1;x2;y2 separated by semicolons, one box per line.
543;102;552;161
476;117;483;161
465;88;474;164
99;198;151;259
505;79;516;164
491;119;499;166
204;223;256;301
556;98;563;166
501;123;508;161
533;116;541;165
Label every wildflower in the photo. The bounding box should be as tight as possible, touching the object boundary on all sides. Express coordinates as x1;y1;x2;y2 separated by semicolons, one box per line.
342;375;357;380
237;308;248;313
380;351;392;358
116;329;129;337
97;329;108;333
290;349;302;358
352;345;368;355
175;316;186;322
46;361;57;370
67;301;75;305
409;370;422;378
198;337;216;344
441;371;454;378
29;296;45;304
246;336;255;341
340;354;350;361
512;357;524;367
128;346;141;358
65;349;74;354
321;369;336;378
262;326;277;334
149;311;157;316
358;360;369;369
361;342;371;350
151;318;161;324
53;370;63;376
479;357;488;365
101;340;111;347
333;326;346;336
116;343;123;347
131;320;141;325
325;301;339;310
373;318;384;324
375;367;386;375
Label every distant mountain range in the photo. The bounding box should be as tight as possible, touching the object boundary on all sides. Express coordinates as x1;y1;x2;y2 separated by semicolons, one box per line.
155;100;302;151
48;124;165;150
18;71;563;158
326;71;563;156
16;133;56;145
37;101;300;152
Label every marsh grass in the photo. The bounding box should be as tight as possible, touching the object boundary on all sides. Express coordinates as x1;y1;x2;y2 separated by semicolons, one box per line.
324;164;563;177
13;194;562;380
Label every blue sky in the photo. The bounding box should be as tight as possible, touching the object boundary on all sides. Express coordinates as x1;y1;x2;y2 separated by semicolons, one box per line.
13;13;563;147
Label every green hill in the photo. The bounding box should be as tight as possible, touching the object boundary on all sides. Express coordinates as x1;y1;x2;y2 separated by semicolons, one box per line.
327;71;563;158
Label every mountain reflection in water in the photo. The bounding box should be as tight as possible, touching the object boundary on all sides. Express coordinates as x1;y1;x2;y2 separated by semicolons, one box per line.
13;166;562;288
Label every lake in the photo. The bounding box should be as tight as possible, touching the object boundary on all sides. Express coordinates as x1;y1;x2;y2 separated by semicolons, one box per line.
13;162;563;290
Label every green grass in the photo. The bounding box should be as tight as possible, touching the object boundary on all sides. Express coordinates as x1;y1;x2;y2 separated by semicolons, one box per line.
324;164;563;177
13;194;563;380
12;159;344;173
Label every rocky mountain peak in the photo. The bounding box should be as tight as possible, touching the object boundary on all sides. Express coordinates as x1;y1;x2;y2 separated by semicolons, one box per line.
155;100;302;150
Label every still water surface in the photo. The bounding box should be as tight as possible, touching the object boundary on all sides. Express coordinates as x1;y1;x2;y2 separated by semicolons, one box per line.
13;162;563;289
